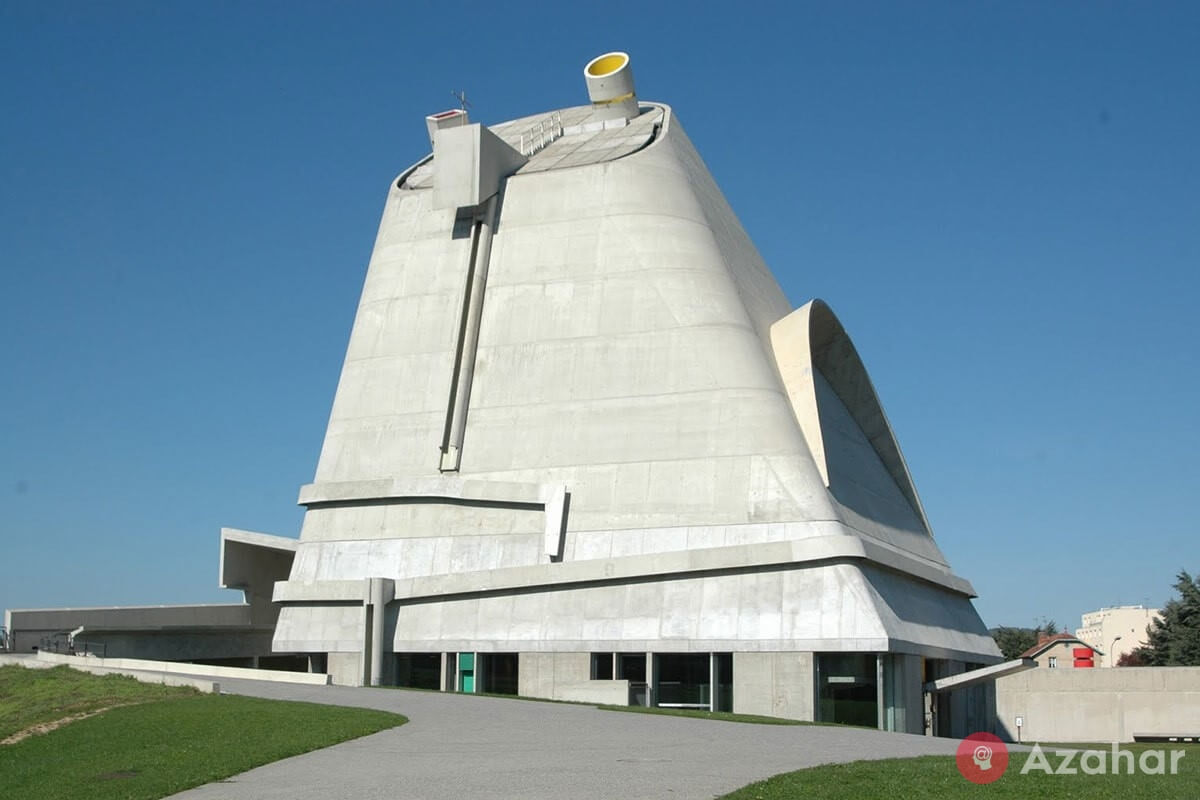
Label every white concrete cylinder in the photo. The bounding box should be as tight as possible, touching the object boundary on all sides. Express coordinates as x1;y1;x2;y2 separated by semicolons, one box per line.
584;51;638;121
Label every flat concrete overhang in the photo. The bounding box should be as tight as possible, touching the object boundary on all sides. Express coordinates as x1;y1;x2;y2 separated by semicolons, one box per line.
219;528;298;595
923;658;1036;693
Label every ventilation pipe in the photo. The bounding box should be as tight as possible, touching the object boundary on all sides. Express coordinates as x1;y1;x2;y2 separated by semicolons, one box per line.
584;51;638;121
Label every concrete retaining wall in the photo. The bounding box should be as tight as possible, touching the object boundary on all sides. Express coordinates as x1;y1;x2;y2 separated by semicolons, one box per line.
35;651;330;686
3;653;218;693
995;667;1200;742
551;680;630;705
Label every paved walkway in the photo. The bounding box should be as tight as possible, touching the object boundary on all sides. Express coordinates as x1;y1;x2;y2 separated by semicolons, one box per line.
163;675;963;800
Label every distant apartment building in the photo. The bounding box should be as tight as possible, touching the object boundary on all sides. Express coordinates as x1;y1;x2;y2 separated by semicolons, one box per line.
1076;606;1161;667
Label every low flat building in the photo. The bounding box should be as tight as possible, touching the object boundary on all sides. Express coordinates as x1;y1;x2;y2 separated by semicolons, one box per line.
4;529;303;669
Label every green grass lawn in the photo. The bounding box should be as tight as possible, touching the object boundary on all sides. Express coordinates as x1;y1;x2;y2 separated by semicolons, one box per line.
720;743;1200;799
0;665;406;800
0;664;196;740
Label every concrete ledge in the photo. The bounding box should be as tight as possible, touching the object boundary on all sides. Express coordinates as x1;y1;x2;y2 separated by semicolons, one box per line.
274;581;365;603
274;535;974;606
0;653;45;667
75;667;219;694
220;528;299;552
5;603;253;630
298;476;548;507
35;650;330;686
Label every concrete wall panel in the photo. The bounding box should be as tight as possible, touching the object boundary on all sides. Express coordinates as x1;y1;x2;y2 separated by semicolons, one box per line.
995;667;1200;742
732;652;815;721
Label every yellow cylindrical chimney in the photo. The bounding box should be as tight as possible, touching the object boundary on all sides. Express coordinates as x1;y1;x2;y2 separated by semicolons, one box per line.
584;52;638;121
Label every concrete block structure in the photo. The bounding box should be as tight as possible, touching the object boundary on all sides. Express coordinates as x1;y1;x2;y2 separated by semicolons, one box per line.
1076;605;1161;667
268;51;1002;732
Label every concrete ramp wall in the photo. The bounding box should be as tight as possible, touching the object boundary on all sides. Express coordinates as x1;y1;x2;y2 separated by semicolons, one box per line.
35;651;330;686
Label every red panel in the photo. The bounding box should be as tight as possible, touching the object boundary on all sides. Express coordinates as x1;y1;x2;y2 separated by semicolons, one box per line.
1074;659;1095;668
1073;648;1094;658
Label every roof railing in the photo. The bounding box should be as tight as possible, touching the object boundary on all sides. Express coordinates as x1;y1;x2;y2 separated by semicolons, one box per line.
518;112;563;156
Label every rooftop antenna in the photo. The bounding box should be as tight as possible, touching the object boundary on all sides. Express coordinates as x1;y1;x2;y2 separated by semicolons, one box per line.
452;90;470;113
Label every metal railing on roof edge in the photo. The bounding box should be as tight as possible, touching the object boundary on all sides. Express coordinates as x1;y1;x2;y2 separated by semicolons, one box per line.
518;112;564;156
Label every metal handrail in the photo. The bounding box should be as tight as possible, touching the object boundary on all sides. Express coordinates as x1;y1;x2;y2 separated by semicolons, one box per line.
38;633;106;658
518;112;563;156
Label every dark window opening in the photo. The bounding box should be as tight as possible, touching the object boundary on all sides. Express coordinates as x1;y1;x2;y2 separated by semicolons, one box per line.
817;653;878;728
479;652;519;695
591;652;613;679
617;652;646;682
395;652;442;690
655;653;711;708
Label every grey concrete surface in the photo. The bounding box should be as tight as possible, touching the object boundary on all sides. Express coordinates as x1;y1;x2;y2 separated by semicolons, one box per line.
34;651;326;685
995;666;1200;742
167;675;963;800
272;60;1000;679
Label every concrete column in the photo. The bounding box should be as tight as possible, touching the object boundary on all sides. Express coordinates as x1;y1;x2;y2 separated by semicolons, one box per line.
363;578;394;687
709;652;716;712
876;654;885;731
360;605;373;686
647;651;657;707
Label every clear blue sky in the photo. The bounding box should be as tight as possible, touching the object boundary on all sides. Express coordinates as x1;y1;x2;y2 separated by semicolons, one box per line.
2;2;1196;634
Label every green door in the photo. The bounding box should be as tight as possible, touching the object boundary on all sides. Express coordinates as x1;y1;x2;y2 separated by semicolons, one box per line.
458;652;475;693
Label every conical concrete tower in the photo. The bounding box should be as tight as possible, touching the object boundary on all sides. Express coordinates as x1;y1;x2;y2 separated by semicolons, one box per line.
273;52;1000;729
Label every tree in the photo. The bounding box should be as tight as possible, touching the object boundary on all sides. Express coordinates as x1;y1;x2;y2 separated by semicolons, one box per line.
1116;650;1145;667
992;627;1037;660
990;621;1059;660
1131;570;1200;667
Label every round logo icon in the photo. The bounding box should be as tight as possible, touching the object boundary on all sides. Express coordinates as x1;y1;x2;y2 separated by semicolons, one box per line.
956;732;1009;784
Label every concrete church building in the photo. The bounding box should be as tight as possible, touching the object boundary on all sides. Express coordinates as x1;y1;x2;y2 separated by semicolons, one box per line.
3;52;1001;735
268;52;1001;732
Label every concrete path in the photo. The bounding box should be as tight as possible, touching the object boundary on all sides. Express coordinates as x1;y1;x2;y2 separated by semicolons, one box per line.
161;675;962;800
